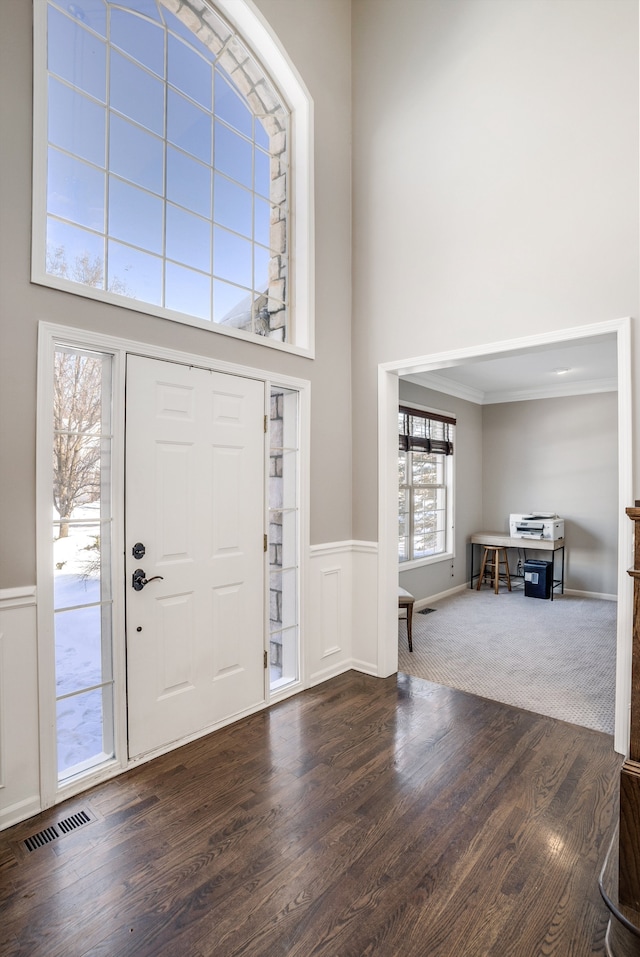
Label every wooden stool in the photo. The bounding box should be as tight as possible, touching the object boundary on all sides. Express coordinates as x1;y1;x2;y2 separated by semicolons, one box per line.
476;546;511;594
398;587;415;651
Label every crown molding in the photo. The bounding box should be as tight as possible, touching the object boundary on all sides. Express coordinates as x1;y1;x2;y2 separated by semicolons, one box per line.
405;372;618;405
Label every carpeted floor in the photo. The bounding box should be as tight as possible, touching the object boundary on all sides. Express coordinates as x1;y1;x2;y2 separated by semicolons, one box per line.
398;587;617;735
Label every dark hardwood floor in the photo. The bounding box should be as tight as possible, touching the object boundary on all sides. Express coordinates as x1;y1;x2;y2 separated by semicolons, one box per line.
0;672;622;957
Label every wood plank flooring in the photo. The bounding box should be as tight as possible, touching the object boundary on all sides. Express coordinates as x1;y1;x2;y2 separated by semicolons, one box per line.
0;672;623;957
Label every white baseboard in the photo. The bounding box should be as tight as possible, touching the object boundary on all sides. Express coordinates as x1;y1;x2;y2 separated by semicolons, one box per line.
563;588;618;602
350;658;379;677
0;794;42;831
417;583;468;609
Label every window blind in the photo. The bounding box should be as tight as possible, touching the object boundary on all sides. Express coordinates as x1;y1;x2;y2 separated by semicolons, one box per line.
398;405;455;455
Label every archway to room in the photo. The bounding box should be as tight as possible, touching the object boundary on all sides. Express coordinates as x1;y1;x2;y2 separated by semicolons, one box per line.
377;318;633;756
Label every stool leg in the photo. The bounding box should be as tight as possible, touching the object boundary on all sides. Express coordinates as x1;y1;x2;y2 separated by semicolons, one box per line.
477;548;489;590
407;604;413;652
502;548;511;591
493;548;500;594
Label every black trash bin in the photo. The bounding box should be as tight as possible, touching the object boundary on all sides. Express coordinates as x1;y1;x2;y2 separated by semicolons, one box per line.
523;559;552;599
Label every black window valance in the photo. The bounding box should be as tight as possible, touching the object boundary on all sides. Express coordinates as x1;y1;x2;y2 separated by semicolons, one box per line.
398;405;455;455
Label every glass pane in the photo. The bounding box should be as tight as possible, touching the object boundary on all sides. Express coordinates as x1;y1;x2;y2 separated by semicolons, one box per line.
254;197;270;248
214;122;252;187
398;451;407;486
269;449;296;509
48;148;105;231
255;118;269;150
164;6;226;59
167;88;212;164
214;72;252;137
168;34;212;110
213;174;252;237
398;488;409;561
270;568;297;631
213;226;252;287
118;0;161;21
412;452;442;485
269;509;297;569
254;148;270;198
48;78;106;168
111;9;164;76
57;685;114;778
213;280;251;329
109;177;163;254
55;605;110;696
413;488;446;558
109;113;164;194
47;219;106;287
271;388;298;448
166;204;211;272
108;240;162;303
52;430;101;523
48;6;106;101
54;522;103;609
165;262;211;321
50;0;107;37
167;146;211;217
269;627;297;686
255;296;286;340
254;244;270;291
110;50;164;135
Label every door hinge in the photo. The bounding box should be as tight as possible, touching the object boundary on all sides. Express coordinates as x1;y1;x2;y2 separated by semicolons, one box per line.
264;414;268;433
264;533;268;552
264;650;268;669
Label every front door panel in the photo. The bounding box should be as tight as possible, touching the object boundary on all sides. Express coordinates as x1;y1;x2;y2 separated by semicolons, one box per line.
126;355;265;759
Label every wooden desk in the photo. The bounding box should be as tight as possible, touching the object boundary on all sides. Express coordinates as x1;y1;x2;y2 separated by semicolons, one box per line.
470;532;565;600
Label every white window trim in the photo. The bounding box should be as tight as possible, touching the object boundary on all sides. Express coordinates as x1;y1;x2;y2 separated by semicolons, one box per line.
398;401;456;568
31;0;315;358
37;319;311;810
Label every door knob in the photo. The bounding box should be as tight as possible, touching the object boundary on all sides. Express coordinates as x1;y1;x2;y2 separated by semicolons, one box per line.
132;568;164;591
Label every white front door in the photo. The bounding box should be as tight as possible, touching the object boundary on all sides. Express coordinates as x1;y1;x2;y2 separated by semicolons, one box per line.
125;355;266;759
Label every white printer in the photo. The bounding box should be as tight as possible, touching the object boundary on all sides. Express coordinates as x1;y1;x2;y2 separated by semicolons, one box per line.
509;513;564;541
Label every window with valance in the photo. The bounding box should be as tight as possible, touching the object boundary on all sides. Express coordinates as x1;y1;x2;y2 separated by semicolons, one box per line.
398;405;456;564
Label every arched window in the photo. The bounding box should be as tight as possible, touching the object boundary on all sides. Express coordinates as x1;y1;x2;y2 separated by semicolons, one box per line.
33;0;313;353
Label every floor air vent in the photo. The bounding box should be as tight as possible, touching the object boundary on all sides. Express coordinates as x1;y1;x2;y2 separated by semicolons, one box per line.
23;810;92;852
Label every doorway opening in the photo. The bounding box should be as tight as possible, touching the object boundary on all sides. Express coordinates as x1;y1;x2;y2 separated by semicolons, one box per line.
378;318;633;755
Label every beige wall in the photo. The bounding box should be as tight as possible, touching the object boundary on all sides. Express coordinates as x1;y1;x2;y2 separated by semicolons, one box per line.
482;392;619;596
352;0;639;541
0;0;353;588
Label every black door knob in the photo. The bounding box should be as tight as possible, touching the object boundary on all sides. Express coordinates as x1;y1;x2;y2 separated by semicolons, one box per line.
132;568;164;591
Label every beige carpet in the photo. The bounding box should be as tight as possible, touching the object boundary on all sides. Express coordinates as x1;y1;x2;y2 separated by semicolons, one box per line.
398;587;616;735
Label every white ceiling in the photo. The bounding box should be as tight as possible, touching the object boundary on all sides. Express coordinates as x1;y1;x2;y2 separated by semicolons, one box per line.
402;335;618;405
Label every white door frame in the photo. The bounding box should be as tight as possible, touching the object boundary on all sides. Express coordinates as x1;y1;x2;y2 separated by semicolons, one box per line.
36;321;310;809
377;316;633;756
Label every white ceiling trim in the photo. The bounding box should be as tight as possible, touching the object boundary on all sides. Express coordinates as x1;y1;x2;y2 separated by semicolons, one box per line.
408;371;619;405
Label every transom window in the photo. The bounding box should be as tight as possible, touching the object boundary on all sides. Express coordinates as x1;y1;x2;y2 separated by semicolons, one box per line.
33;0;301;346
399;405;455;564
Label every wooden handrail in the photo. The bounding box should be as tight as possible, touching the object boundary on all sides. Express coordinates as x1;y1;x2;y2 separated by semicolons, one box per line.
619;507;640;909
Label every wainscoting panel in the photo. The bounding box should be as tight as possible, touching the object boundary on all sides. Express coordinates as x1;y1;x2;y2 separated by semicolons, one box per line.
0;587;41;830
307;541;378;685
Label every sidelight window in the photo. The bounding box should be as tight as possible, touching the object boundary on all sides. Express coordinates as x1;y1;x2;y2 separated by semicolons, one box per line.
268;386;299;690
52;347;115;782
